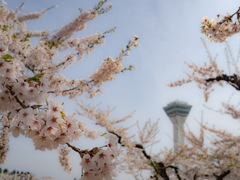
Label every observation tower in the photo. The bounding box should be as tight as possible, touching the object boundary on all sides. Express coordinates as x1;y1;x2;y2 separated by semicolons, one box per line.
163;100;192;153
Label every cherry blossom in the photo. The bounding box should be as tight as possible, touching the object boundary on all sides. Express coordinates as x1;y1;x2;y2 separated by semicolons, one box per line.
0;0;138;179
201;8;240;42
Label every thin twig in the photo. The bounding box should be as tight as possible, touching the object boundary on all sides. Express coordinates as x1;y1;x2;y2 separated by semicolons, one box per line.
5;84;28;109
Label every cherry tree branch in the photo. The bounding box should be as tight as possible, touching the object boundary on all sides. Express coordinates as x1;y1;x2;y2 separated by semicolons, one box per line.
5;84;29;109
66;143;86;157
108;131;181;180
166;165;181;180
219;7;240;24
205;74;240;90
214;170;231;180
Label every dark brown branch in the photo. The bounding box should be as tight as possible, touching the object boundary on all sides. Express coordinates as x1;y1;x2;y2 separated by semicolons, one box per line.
206;74;240;90
193;174;198;180
156;162;169;180
66;143;86;158
5;84;28;109
108;131;124;145
47;80;93;94
47;87;78;94
219;7;240;24
108;131;182;180
213;170;231;180
25;64;35;73
166;165;181;180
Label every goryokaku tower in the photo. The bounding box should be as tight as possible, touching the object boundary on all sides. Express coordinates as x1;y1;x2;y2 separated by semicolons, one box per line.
163;100;192;153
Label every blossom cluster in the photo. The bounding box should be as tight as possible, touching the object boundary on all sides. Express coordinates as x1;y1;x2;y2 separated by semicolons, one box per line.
9;101;83;150
165;6;240;180
77;102;158;179
91;57;122;85
59;147;72;173
80;135;119;180
159;125;240;179
0;1;136;149
50;11;97;43
0;1;140;179
81;149;116;180
222;103;240;119
201;13;240;42
169;60;223;101
77;101;134;146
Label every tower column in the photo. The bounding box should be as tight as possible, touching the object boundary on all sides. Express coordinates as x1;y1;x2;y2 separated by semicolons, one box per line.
163;101;191;153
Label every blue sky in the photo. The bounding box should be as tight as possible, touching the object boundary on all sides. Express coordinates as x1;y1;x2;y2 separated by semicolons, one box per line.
3;0;240;179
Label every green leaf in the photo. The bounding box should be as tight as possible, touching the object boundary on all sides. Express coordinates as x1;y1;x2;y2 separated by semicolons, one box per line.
92;147;99;154
60;111;66;118
7;112;11;119
31;105;42;109
12;34;17;39
2;54;13;62
2;25;8;31
26;73;44;84
0;152;4;157
101;132;107;136
198;154;207;160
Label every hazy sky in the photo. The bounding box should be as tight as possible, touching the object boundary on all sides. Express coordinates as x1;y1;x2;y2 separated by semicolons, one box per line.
2;0;240;179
